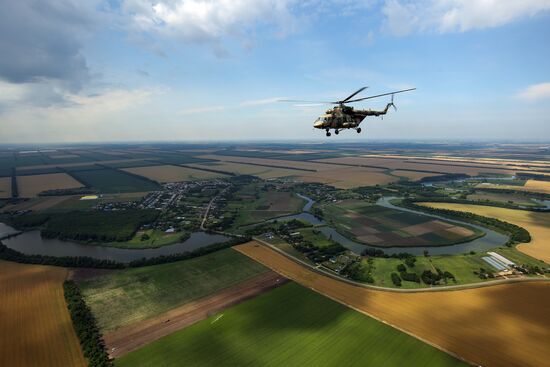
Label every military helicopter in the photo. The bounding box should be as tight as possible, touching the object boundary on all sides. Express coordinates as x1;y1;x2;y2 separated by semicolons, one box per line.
282;87;415;136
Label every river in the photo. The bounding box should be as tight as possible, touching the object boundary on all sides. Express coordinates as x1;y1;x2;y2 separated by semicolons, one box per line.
0;225;230;263
268;194;509;256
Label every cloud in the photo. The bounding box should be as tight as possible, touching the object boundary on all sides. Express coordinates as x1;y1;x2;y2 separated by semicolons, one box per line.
179;96;283;114
0;88;158;143
122;0;300;50
517;82;550;101
382;0;550;35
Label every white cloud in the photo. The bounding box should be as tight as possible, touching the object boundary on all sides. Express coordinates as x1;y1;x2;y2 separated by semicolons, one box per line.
382;0;550;35
122;0;299;46
517;82;550;101
179;96;283;114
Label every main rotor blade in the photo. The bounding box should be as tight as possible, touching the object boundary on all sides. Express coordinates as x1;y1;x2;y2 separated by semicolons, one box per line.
278;99;336;104
345;88;416;103
340;86;368;103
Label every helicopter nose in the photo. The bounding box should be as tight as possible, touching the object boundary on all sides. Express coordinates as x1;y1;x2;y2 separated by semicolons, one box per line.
313;120;324;128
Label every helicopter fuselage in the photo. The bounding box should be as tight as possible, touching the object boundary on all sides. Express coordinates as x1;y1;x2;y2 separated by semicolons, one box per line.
313;104;392;135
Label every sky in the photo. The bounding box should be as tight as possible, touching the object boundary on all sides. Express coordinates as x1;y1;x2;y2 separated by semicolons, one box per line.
0;0;549;143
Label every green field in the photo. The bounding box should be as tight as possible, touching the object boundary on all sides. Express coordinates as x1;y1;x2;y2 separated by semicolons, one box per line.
69;168;159;193
79;249;269;331
321;200;483;247
111;229;187;249
115;282;466;367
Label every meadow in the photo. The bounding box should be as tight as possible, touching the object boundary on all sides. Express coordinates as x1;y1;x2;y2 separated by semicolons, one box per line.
69;168;160;193
115;282;466;367
79;249;269;332
0;261;85;367
235;242;550;367
321;200;482;247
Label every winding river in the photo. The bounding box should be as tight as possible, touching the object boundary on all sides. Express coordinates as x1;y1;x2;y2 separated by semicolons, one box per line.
268;194;509;256
0;193;510;261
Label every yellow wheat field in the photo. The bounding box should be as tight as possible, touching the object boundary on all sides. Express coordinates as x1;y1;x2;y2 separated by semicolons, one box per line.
0;261;85;367
235;242;550;367
418;202;550;264
17;173;84;197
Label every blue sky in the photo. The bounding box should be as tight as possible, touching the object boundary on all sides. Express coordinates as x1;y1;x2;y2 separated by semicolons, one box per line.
1;0;549;143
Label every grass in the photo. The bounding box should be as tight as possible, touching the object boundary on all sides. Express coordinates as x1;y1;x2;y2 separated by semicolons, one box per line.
79;249;269;332
0;261;86;367
115;282;466;367
108;229;186;249
69;168;160;193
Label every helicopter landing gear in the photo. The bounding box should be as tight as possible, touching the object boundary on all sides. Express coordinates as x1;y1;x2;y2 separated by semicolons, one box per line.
356;128;362;133
335;130;339;135
326;131;331;137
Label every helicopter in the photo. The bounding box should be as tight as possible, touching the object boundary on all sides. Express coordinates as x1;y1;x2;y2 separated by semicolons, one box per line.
282;87;416;136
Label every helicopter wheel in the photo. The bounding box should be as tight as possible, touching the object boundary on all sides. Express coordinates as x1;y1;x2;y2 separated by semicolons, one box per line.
326;131;331;137
335;130;339;135
357;128;362;133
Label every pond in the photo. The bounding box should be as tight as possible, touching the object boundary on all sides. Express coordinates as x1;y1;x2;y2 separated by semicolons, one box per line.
0;224;231;263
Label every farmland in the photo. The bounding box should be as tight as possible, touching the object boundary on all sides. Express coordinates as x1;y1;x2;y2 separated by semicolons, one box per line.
476;179;550;194
122;165;227;183
189;161;302;179
16;173;84;197
417;203;550;264
0;261;86;367
78;249;269;332
235;242;550;367
115;282;466;367
69;168;160;193
320;200;482;247
0;177;10;198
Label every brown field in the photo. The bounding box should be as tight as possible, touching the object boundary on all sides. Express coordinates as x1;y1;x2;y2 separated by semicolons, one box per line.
104;271;287;358
122;165;227;183
295;167;397;188
16;158;146;171
315;156;517;176
476;180;550;194
17;173;84;197
391;169;441;181
188;162;301;179
0;261;85;367
0;177;11;198
418;202;550;264
235;242;550;367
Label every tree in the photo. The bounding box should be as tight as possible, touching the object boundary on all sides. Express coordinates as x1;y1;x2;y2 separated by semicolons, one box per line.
405;256;416;268
391;272;402;286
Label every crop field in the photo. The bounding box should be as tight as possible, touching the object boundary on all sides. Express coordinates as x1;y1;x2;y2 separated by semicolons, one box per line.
295;167;398;188
476;179;550;194
225;188;305;228
0;261;85;367
115;282;466;367
69;168;159;193
0;195;74;212
235;242;550;367
391;170;441;181
0;177;10;198
315;156;517;176
79;249;269;332
16;173;84;197
467;191;540;206
321;200;481;247
122;165;227;182
188;161;301;179
418;203;550;264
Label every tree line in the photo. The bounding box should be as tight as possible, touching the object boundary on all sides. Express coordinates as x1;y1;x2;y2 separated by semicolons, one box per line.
64;281;113;367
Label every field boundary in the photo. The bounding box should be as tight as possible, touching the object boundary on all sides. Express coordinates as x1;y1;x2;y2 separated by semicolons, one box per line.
251;237;549;293
104;270;288;358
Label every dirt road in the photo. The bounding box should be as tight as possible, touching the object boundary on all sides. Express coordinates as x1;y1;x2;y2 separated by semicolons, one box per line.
104;271;287;358
235;241;550;367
